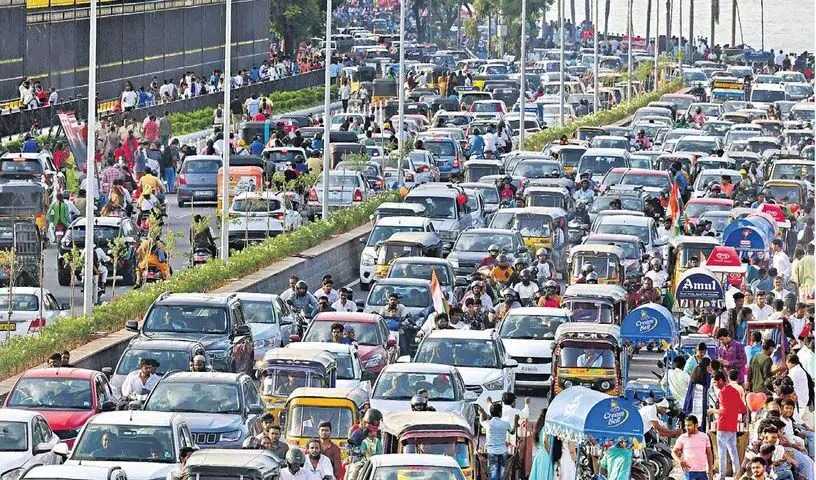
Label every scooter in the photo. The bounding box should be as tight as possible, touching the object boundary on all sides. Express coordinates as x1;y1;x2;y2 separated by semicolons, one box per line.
567;219;590;245
192;247;214;267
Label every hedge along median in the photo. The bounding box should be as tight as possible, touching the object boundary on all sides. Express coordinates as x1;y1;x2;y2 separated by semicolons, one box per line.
0;190;400;378
525;80;683;152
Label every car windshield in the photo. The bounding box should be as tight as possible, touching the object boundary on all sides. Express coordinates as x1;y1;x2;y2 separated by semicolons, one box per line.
143;306;228;334
287;406;353;438
566;302;613;323
372;466;465;480
469;186;499;204
589;196;642;213
67;226;120;248
304;321;380;346
183;160;220;173
558;149;584;167
405;196;456;220
527;193;564;208
513;162;559;178
584;240;639;260
559;346;616;368
678;245;717;267
374;372;458;401
321;174;360;188
0;422;26;451
702;122;732;136
242;300;278;325
232;197;282;213
591;138;628;149
368;226;424;247
621;173;668;188
772;163;813;180
0;160;43;175
368;284;430;308
334;353;355;379
415;339;499;368
424;141;456;156
514;215;551;236
115;350;192;375
7;378;91;409
683;71;707;81
72;425;176;463
751;90;786;103
390;263;452;286
402;441;471;468
466;166;501;182
454;233;514;252
675;139;717;153
579;155;627;173
499;314;565;339
473;103;500;112
700;214;730;231
0;294;39;311
146;382;240;414
595;221;649;240
262;370;327;395
684;202;731;218
790;107;816;122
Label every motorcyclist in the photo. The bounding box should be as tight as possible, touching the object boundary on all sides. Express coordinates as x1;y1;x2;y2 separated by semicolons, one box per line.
573;178;595;205
290;280;319;318
462;281;494;310
490;254;514;286
279;448;314;480
705;182;726;199
635;276;663;306
537;280;561;307
497;176;517;201
468;128;485;157
190;214;217;259
509;258;527;284
635;129;652;150
478;244;502;268
531;248;555;284
645;258;669;288
513;268;538;306
410;394;436;412
379;292;408;319
576;264;595;284
585;271;599;284
568;201;591;227
495;288;521;321
579;170;597;190
690;106;706;126
135;235;169;285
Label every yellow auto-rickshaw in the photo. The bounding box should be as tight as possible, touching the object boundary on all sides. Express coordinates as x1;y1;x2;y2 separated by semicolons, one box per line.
340;66;377;94
372;78;398;106
216;165;264;215
667;236;721;293
372;231;443;281
381;412;477;480
567;244;626;285
258;348;337;423
284;387;369;462
510;207;568;272
551;323;627;398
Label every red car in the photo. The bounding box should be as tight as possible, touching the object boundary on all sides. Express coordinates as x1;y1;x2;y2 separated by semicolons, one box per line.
4;368;118;446
294;312;398;374
683;198;734;226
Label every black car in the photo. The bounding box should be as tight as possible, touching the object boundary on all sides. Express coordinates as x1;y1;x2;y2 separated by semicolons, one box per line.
57;216;139;286
109;338;207;394
126;293;255;373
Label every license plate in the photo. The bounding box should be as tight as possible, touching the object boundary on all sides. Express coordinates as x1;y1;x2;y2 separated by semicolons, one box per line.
0;322;17;331
193;191;212;197
519;365;539;373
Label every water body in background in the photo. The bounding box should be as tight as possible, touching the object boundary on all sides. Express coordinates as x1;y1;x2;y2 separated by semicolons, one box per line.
560;0;815;54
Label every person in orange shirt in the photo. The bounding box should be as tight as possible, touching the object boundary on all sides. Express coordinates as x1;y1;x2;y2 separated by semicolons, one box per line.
720;175;735;197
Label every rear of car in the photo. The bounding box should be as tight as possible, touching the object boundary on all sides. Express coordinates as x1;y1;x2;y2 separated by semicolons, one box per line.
308;172;368;219
177;155;221;207
422;139;462;180
0;289;64;338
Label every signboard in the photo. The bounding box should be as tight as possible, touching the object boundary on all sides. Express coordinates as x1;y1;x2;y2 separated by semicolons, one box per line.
712;80;743;90
675;268;724;301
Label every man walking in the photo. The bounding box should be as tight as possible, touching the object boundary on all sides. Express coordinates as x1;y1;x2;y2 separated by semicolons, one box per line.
708;371;746;479
673;415;715;480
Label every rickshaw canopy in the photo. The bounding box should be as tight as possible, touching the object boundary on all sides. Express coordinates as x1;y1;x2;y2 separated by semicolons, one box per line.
543;386;644;445
722;219;772;254
620;303;678;345
705;246;746;274
756;203;791;228
562;284;628;303
380;411;474;438
674;267;724;302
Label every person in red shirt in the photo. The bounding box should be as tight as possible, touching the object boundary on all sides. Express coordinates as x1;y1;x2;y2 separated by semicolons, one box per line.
52;142;69;170
720;175;735;197
708;371;746;479
142;115;160;143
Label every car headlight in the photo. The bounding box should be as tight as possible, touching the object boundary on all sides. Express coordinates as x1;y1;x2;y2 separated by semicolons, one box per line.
483;377;504;391
207;351;227;360
220;430;243;442
361;253;376;266
364;354;383;368
600;381;611;390
1;468;24;480
563;379;574;388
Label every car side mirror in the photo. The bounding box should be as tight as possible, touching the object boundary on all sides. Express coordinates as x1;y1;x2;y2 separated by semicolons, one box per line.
455;277;468;287
248;404;265;415
101;400;118;412
361;370;376;382
355;299;366;310
387;338;397;347
289;334;301;343
396;355;411;363
52;442;70;458
360;236;368;244
34;442;53;454
235;324;251;337
125;320;139;332
101;367;113;379
656;360;665;369
464;390;479;402
504;359;519;369
60;302;70;310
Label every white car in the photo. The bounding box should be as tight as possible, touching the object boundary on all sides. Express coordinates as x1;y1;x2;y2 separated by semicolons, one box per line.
228;191;304;249
359;216;436;290
412;330;517;412
497;308;572;391
54;411;195;480
21;465;127;480
286;342;372;391
0;409;62;480
0;288;68;338
591;214;667;257
329;113;365;131
381;155;421;188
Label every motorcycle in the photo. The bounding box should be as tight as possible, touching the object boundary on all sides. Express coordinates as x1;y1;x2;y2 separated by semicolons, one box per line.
567;220;590;245
383;313;423;357
143;266;164;284
192;247;214;267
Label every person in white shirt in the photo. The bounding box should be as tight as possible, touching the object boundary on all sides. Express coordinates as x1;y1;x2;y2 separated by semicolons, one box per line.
772;239;792;279
480;402;515;480
330;288;356;313
280;449;318;480
789;303;809;341
80;176;100;202
121;86;138;110
770;276;792;301
785;354;810;416
165;447;195;480
512;270;538;304
489;393;530;454
304;439;334;479
121;358;161;398
47;88;58;105
750;292;774;322
483;128;497;153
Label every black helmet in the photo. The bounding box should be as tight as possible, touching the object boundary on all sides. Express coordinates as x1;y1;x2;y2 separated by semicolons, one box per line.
586;272;599;283
520;268;533;280
285;448;306;468
496;254;510;267
410;395;429;410
363;408;383;424
581;264;595;274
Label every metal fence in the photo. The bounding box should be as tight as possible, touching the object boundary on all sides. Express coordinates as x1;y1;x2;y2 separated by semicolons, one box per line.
0;69;326;139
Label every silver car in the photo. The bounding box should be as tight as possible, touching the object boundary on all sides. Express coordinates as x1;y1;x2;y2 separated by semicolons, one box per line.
308;171;371;219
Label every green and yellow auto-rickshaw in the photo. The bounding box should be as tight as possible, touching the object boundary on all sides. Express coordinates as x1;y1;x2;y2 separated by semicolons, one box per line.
258;348;337;423
551;323;628;398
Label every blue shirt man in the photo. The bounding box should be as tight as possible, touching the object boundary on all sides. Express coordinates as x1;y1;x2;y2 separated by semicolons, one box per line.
249;139;264;156
21;137;38;153
468;131;485;157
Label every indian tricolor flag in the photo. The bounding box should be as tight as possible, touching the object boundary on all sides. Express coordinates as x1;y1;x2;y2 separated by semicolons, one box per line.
430;268;449;314
667;180;684;234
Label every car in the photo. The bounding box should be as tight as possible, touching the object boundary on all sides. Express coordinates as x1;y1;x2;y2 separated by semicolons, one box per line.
233;292;300;360
588;135;630;151
701;120;734;138
412;329;517;411
363;278;434;331
511;159;562;180
469;100;508;121
777;70;807;83
685;102;722;119
335;161;386;191
459;182;500;215
227;191;304;248
109;338;206;395
404;184;474;251
674;135;722;155
183;449;280;480
359;216;437;290
0;152;57;187
370;363;476;424
445;228;529;280
576;148;630;184
590;214;666;256
421;138;463;180
0;409;63;480
176;155;221;207
587;190;645;223
379;153;423;189
355;454;467;480
126;293;255;374
749;84;787;107
142;372;264;448
599;168;671;195
691;168;744;198
307;171;372;220
405;150;441;184
53;411;195;480
0;288;68;338
498;307;572;391
4;368;118;447
783;82;813;101
386;257;457;305
296;312;398;374
683;198;734;226
789;103;816;123
20;465;128;480
538;103;576;127
329;113;366;131
57;216;139;287
285;342;372;390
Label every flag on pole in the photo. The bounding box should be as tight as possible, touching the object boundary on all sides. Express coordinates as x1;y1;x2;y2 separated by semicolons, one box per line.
667;180;684;234
430;268;449;315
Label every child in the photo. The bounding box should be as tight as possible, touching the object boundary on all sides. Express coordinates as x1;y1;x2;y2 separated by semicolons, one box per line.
360;426;382;458
747;331;763;361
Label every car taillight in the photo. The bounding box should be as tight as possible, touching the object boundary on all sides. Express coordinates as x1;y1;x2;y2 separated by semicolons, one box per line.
308;188;318;201
28;318;46;332
453;157;461;168
177;174;187;185
352;189;363;202
273;212;285;220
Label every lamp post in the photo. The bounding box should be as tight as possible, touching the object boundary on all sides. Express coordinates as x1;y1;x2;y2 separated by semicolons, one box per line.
626;0;633;101
654;0;659;91
558;0;565;127
397;0;406;185
321;0;332;220
83;0;98;314
519;0;527;150
219;0;232;260
593;0;599;113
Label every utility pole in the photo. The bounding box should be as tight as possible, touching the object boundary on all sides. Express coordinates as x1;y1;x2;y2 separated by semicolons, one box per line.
710;0;716;50
593;0;599;113
654;0;660;90
397;0;405;185
730;0;736;46
559;0;565;126
220;0;232;260
689;0;694;62
321;0;332;220
626;0;632;102
519;0;527;150
83;0;98;315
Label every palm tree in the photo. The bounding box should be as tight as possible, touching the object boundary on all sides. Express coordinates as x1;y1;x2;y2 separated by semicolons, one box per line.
710;0;719;48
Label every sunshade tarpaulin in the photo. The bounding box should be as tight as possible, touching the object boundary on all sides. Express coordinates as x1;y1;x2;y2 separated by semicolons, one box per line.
543;386;644;446
620;303;677;344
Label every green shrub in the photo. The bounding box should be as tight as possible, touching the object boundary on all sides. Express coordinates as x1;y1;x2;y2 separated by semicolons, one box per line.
0;191;400;378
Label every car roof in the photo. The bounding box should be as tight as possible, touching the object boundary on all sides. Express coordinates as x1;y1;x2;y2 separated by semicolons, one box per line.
426;329;495;340
0;408;47;422
390;257;451;266
126;338;204;351
286;342;357;355
312;312;381;323
154;293;233;306
583;148;628;156
504;307;571;317
374;216;430;227
599;214;652;225
20;367;97;380
88;411;179;426
70;216;123;228
0;287;51;295
370;453;461;468
459;228;516;236
162;371;245;383
371;278;432;288
381;362;457;374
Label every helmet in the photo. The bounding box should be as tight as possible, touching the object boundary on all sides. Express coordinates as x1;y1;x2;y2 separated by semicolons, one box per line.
470;281;484;290
285;448;306;468
544;280;558;290
638;129;646;136
410;395;429;410
586;272;599;283
576;202;587;211
363;408;383;424
536;247;549;256
709;182;721;191
496;254;510;267
472;128;482;136
295;280;308;290
514;258;527;268
581;264;595;274
650;258;663;269
501;288;516;298
488;244;501;254
520;268;533;280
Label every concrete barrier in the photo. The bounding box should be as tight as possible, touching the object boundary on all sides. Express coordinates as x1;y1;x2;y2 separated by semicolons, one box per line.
0;223;373;399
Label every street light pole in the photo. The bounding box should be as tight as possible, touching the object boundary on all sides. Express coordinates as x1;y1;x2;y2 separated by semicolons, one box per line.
83;0;98;315
219;0;232;261
321;0;332;220
519;0;527;151
397;0;406;185
593;0;599;113
654;0;659;90
558;0;565;126
627;0;632;101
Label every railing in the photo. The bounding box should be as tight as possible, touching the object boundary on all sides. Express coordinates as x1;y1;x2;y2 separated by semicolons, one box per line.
0;69;326;139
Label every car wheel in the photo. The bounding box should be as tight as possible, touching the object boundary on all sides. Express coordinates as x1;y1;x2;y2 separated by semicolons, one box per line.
178;199;186;208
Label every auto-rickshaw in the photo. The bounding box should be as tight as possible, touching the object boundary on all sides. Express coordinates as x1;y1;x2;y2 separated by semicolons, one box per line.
655;152;695;171
329;143;367;169
561;284;629;325
216;165;264;215
551;323;628;397
745;320;789;364
462;159;503;182
566;244;626;285
340;66;377;94
258;348;337;423
284;387;369;463
372;203;427;222
522;186;572;210
511;206;567;252
548;144;587;176
679;334;718;359
372;78;398;106
372;231;443;281
430;97;461;115
380;412;477;480
620;303;679;403
574;126;606;143
762;180;807;209
667;236;721;293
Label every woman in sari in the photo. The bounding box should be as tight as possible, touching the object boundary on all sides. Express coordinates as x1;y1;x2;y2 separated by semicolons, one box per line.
683;357;712;432
530;409;560;480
